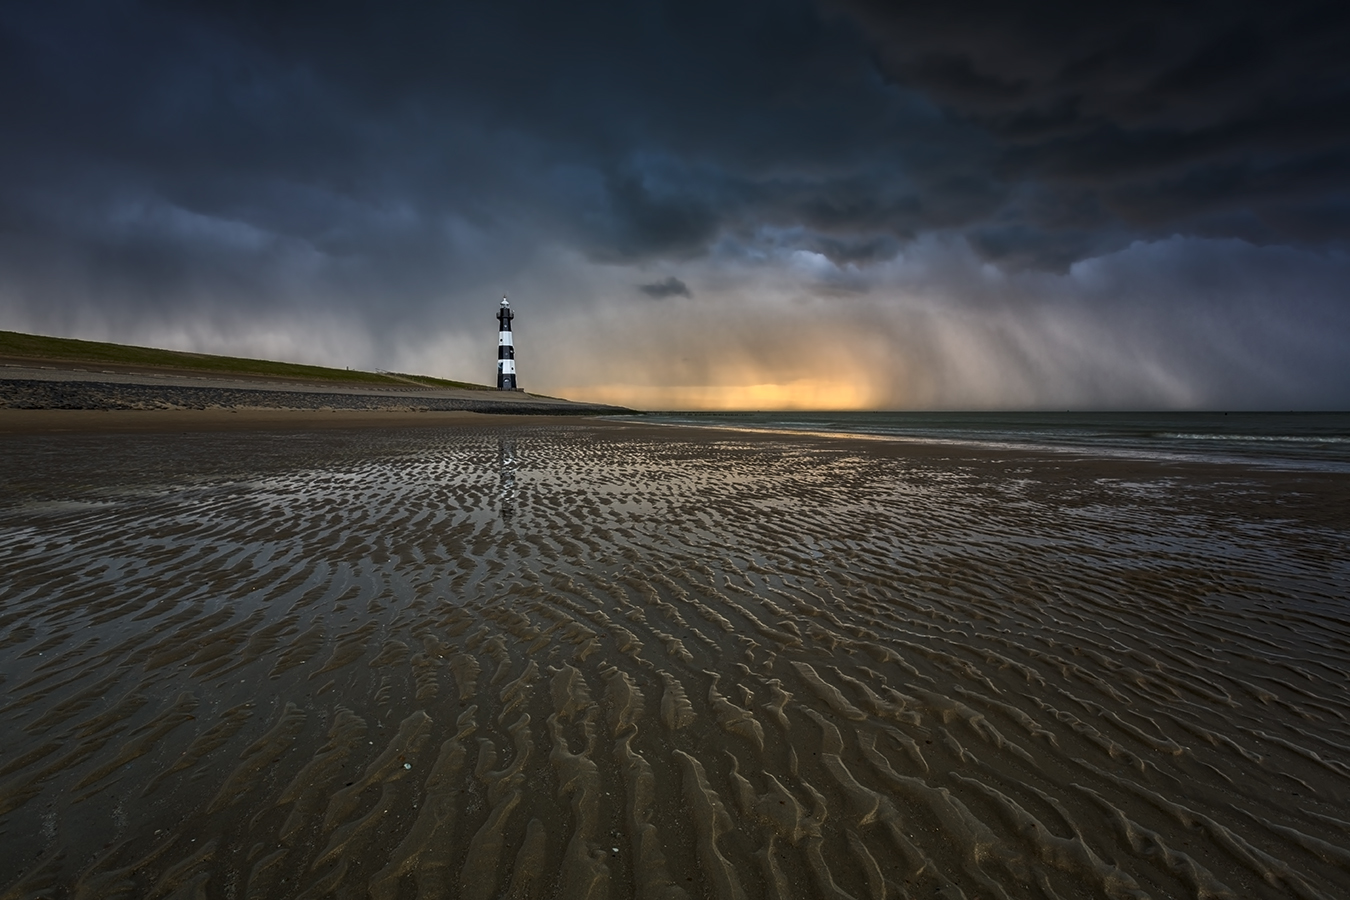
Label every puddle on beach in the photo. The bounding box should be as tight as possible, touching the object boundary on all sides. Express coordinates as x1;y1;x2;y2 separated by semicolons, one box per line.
1;423;1349;899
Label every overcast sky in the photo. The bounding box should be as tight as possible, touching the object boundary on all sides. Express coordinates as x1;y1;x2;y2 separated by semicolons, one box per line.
2;0;1348;409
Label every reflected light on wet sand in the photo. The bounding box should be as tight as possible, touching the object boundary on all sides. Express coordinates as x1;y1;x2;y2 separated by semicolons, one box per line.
0;422;1348;899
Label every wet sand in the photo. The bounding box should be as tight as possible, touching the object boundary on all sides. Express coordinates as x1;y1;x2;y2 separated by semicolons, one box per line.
1;420;1348;899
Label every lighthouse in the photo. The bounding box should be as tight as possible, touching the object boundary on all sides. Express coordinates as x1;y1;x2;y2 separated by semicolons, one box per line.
496;295;517;391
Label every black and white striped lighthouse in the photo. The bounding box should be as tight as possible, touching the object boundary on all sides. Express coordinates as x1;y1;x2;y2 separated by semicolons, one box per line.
496;295;517;391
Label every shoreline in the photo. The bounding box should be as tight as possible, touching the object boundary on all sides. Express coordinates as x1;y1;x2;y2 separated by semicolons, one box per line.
6;409;1345;518
628;410;1350;472
5;402;1346;469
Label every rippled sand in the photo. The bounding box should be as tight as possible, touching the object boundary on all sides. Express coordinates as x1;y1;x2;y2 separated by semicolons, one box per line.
1;420;1348;899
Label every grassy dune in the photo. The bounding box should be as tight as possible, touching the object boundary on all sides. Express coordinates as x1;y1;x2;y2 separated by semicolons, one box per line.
0;329;494;390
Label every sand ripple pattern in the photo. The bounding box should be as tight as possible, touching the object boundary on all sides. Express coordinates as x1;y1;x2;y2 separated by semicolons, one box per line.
1;424;1349;899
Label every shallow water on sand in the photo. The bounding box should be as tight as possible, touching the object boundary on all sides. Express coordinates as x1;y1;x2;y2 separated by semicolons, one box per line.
632;412;1350;471
1;423;1349;899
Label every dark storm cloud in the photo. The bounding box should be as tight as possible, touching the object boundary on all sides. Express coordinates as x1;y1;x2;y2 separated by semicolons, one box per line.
828;0;1350;263
6;0;1345;287
638;277;692;300
0;0;1347;404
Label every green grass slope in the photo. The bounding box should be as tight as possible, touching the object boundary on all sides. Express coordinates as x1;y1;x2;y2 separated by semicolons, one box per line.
0;329;494;390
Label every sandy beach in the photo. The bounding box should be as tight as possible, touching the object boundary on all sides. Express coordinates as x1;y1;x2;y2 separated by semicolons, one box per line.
1;417;1348;899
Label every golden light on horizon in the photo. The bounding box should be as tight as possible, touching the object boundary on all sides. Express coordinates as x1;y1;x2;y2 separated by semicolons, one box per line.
531;292;927;412
559;377;882;411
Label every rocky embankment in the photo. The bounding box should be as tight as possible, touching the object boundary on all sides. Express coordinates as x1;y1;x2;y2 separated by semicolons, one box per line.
0;365;628;415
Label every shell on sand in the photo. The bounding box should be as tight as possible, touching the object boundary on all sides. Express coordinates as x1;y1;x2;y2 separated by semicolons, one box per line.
1;421;1348;900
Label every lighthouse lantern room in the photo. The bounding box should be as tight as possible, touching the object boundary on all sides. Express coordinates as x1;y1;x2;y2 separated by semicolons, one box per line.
496;296;517;391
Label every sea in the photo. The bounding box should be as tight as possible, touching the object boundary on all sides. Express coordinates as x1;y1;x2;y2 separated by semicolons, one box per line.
623;410;1350;471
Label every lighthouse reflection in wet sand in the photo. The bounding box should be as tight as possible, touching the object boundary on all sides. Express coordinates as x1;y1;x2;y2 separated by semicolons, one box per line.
496;295;517;391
